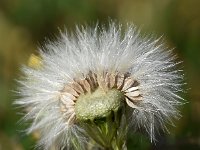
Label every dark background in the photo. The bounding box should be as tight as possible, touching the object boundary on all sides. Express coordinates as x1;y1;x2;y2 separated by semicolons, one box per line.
0;0;200;149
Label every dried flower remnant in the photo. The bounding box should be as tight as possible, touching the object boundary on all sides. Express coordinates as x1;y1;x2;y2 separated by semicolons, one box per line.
15;23;184;150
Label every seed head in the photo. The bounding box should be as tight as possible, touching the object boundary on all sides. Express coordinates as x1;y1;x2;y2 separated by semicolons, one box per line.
15;22;184;149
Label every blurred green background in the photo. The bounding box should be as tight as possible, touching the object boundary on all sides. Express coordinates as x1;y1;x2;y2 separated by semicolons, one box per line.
0;0;200;149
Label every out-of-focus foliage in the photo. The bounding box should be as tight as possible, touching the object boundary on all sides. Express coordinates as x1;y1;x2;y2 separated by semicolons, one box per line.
0;0;199;149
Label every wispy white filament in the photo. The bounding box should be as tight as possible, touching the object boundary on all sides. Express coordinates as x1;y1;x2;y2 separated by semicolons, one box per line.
15;22;184;149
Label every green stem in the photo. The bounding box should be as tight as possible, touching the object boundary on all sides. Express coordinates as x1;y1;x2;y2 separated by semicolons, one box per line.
83;106;128;150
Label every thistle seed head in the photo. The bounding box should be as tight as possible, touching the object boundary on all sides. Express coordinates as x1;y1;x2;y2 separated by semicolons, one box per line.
15;22;184;149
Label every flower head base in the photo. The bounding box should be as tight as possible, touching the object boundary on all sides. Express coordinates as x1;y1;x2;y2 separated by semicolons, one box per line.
61;71;141;122
15;22;184;149
75;88;124;121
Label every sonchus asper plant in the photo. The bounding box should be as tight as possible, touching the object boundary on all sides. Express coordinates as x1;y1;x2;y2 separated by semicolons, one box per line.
15;23;184;150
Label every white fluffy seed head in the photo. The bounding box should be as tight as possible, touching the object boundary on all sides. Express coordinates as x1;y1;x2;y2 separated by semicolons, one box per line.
15;22;184;149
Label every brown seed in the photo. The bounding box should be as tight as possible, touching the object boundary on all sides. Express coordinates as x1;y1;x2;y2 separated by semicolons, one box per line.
125;98;138;108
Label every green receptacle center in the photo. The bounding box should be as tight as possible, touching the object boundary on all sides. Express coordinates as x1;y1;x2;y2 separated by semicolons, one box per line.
75;88;125;121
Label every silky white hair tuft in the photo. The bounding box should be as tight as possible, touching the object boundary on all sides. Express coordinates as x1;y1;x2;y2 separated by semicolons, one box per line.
15;22;184;149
